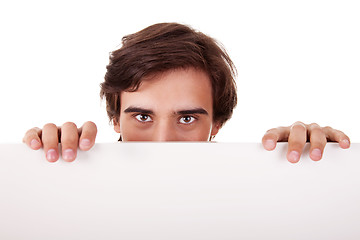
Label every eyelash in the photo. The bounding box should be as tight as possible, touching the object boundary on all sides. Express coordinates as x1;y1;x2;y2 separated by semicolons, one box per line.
179;115;197;124
133;114;197;125
134;114;153;123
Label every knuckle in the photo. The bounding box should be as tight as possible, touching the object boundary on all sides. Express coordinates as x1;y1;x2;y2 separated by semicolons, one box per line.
310;127;324;136
62;122;77;129
310;136;327;146
61;134;79;146
309;123;320;129
25;128;37;136
262;133;276;142
290;141;305;151
23;128;41;144
336;129;346;136
293;121;305;126
291;124;306;132
291;121;306;129
85;121;96;126
265;128;278;134
323;126;333;132
82;121;98;136
85;121;97;131
43;123;57;130
334;131;347;141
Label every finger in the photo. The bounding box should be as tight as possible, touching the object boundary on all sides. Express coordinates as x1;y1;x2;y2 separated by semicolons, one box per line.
23;127;42;150
60;122;79;162
78;121;97;151
308;123;327;161
42;123;60;162
323;126;351;149
262;127;289;151
287;122;307;163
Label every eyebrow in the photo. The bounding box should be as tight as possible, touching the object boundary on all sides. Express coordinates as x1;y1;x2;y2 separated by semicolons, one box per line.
177;108;208;115
124;107;154;115
123;107;208;116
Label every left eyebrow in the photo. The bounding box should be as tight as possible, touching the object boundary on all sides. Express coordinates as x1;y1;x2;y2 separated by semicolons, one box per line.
176;108;208;115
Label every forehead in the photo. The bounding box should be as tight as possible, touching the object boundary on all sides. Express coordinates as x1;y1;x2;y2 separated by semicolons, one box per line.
120;68;213;113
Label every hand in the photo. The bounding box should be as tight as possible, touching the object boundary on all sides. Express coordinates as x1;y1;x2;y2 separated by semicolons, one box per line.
262;122;350;163
23;121;97;162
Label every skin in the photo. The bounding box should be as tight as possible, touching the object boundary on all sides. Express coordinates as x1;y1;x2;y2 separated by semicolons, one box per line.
23;68;351;163
262;122;350;163
115;69;220;141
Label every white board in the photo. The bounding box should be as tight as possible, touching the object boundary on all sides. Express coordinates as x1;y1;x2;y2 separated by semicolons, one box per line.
0;142;359;240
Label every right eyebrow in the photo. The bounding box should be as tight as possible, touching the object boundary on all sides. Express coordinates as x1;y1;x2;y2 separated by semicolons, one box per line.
123;107;154;115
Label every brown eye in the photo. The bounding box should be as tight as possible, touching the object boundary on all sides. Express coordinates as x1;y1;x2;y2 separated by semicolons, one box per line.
135;114;152;122
179;116;196;124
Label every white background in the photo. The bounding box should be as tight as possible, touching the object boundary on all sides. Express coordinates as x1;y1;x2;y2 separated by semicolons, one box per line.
0;0;359;143
1;143;360;239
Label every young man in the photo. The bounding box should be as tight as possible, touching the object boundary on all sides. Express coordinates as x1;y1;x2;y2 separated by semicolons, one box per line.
23;23;350;163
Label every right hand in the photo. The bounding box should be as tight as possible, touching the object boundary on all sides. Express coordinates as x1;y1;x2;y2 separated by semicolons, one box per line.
23;121;97;162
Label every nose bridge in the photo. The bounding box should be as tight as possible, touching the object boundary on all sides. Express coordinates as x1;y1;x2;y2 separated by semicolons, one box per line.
153;118;176;141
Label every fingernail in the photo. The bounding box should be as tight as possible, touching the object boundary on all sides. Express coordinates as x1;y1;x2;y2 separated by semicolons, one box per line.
46;149;58;162
264;140;276;150
30;139;41;149
340;139;350;148
288;151;300;163
310;148;322;161
63;149;75;161
80;139;91;149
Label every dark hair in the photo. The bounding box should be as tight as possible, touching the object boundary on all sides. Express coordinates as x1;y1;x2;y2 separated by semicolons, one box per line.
100;22;237;127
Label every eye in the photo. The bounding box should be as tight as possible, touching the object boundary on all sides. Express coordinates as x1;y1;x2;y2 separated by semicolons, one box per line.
179;115;196;124
135;114;152;123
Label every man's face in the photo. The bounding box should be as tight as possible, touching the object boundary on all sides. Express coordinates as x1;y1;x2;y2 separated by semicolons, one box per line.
113;68;220;141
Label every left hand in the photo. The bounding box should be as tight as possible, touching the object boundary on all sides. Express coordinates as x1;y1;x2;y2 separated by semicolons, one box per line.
262;122;350;163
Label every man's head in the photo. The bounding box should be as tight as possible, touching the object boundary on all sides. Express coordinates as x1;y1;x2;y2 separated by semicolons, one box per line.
100;22;237;141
